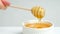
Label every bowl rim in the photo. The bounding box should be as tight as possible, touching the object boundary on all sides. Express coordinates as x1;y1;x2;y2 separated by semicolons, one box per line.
23;20;54;30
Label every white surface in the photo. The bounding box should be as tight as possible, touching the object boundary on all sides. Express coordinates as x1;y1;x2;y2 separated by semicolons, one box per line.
0;27;60;34
0;0;60;27
0;27;22;34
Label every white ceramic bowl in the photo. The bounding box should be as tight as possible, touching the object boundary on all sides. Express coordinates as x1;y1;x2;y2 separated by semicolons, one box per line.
23;20;54;34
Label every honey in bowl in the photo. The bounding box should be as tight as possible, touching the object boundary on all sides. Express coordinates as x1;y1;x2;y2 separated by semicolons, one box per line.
25;22;52;29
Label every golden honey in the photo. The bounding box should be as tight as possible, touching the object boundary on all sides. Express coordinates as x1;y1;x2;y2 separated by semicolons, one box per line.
31;6;45;19
24;6;52;29
25;22;52;29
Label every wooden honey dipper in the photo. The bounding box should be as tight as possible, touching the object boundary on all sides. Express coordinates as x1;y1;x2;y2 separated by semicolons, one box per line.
31;6;45;22
10;6;45;22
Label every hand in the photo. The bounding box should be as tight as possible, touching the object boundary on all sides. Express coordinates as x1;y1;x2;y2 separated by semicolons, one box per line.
0;0;10;10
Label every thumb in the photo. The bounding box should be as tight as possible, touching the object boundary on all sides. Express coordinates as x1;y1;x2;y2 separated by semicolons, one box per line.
1;0;10;7
0;0;6;9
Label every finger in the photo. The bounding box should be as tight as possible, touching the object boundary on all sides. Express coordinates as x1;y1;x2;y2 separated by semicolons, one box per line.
1;0;10;7
0;0;6;9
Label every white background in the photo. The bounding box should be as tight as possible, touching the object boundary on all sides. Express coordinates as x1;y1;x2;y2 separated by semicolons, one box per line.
0;0;60;27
